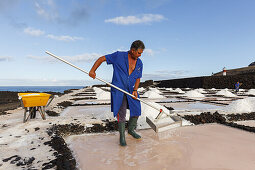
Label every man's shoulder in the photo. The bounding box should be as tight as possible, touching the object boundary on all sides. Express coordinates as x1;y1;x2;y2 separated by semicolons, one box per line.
116;51;128;55
137;58;143;65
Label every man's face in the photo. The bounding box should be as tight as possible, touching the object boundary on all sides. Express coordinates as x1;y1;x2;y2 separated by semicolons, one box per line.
131;48;143;59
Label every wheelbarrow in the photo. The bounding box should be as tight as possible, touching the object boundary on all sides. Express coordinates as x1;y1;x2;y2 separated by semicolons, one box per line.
18;93;54;123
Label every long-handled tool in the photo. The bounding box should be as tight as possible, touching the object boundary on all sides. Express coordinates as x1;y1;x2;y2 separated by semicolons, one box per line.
45;51;182;132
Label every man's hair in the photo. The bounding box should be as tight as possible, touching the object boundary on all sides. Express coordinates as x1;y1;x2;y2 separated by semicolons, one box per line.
130;40;145;50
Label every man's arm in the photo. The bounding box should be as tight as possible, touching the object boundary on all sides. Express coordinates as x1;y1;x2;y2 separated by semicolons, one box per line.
89;56;106;79
132;78;140;99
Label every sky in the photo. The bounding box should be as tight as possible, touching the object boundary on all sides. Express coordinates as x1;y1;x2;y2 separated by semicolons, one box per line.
0;0;255;86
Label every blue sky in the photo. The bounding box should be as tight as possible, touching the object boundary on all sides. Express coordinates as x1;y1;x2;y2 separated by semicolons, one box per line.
0;0;255;86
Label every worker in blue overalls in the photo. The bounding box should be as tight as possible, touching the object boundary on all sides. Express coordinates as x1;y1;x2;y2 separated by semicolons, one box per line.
89;40;145;146
235;81;242;93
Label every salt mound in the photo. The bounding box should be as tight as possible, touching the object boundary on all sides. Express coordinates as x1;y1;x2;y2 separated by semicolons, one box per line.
185;90;205;97
172;88;185;94
101;87;110;91
246;89;255;95
138;87;145;92
142;91;166;98
216;89;236;97
224;98;255;113
93;87;110;100
138;102;193;129
195;88;206;93
148;87;162;94
138;102;172;129
166;88;173;91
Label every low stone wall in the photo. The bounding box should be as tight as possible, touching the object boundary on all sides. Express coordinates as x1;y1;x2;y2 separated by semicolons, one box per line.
155;77;204;88
203;74;255;89
155;74;255;89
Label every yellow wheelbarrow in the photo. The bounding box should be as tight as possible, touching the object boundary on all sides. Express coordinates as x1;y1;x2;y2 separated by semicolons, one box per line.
18;93;54;123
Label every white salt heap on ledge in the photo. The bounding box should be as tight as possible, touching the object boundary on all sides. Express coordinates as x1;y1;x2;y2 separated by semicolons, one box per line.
216;89;236;97
142;91;166;98
172;88;185;94
185;90;205;97
224;98;255;113
246;89;255;95
93;87;110;100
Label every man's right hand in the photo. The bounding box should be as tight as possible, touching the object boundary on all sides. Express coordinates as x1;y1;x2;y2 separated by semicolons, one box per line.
89;70;96;79
89;56;106;79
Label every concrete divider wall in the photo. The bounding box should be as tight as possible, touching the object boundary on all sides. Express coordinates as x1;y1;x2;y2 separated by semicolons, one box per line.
155;74;255;89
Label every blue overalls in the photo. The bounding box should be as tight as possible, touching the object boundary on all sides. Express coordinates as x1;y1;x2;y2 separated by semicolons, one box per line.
105;51;143;118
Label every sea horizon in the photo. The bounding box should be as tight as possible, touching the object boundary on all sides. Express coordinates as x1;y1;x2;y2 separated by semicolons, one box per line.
0;86;85;93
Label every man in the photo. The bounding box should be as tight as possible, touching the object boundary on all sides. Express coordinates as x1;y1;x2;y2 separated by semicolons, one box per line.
89;40;145;146
235;81;242;92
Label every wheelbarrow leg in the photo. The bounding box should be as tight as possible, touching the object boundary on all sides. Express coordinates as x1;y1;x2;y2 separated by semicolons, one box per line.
30;107;36;119
23;108;27;123
42;106;46;120
25;108;34;122
38;106;46;120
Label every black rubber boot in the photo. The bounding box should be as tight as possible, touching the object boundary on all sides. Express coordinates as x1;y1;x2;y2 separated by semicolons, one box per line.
128;117;141;139
118;122;127;146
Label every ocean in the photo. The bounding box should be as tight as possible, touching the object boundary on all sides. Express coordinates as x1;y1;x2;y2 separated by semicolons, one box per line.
0;86;85;93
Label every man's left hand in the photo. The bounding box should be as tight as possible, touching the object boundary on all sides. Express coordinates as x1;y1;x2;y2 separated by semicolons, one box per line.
132;91;138;99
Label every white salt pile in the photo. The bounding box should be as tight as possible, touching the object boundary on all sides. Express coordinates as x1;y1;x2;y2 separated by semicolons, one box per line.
246;89;255;95
166;88;173;91
142;91;166;98
101;87;110;91
138;101;193;129
224;98;255;113
216;89;236;97
148;87;162;94
138;102;171;129
195;88;206;93
185;90;205;97
172;88;185;94
93;87;110;100
137;87;145;92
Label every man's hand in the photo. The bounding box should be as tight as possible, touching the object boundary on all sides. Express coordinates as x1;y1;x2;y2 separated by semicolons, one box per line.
89;70;96;79
132;91;138;99
89;56;106;79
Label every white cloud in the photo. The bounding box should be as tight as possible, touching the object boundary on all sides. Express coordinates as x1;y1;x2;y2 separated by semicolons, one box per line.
23;26;84;42
63;53;102;63
0;56;12;62
28;52;102;63
144;49;154;56
142;70;190;81
34;2;58;21
24;27;45;36
1;78;93;86
105;14;166;25
47;34;84;41
34;1;88;26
